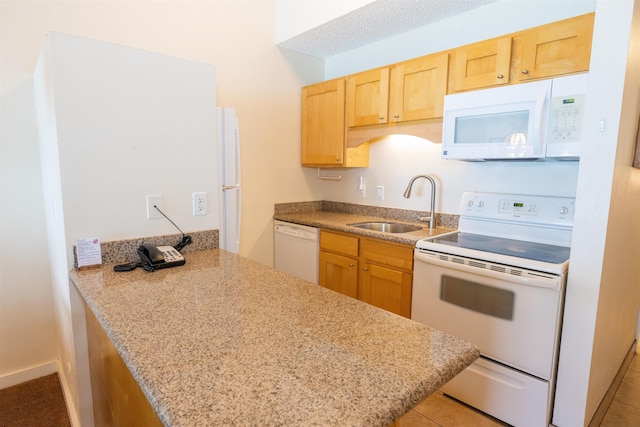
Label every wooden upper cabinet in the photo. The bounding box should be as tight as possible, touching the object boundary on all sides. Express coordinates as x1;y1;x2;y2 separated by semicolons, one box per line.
301;78;346;166
347;68;390;127
302;13;594;157
390;52;449;122
513;13;594;82
451;36;512;92
301;79;369;167
451;13;594;91
347;53;449;128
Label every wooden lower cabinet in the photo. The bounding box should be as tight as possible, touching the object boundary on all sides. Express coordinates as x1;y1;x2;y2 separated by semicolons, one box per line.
85;300;163;427
319;230;414;318
360;263;413;318
319;250;359;298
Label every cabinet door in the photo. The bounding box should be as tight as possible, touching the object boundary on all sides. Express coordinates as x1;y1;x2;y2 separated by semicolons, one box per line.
319;251;358;299
359;263;412;318
347;68;390;127
514;13;594;82
85;301;163;426
390;53;449;122
301;78;346;166
451;36;512;92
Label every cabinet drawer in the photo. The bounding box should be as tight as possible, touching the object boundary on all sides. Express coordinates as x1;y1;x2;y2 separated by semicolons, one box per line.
320;231;359;257
361;238;413;271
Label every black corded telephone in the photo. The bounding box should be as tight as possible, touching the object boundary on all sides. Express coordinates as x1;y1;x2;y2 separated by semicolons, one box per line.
113;205;191;272
137;244;185;271
113;244;186;272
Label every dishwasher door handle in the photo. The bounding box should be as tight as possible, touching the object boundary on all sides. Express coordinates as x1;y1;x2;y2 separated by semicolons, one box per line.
275;224;318;241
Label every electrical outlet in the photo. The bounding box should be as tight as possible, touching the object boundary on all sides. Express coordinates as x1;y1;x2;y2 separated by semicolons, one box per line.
146;194;163;219
193;192;207;216
376;186;384;200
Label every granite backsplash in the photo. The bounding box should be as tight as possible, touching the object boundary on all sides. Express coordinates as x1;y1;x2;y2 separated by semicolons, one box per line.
73;229;218;268
274;201;459;229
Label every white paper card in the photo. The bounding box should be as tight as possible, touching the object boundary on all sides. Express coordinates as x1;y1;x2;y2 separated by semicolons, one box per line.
76;238;102;267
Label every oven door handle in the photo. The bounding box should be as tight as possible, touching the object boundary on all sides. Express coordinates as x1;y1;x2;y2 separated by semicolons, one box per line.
414;250;562;290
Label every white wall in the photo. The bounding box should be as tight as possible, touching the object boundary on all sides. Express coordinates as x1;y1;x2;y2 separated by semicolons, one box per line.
43;33;220;251
1;4;58;388
306;136;581;215
34;33;222;425
0;1;315;423
556;0;640;424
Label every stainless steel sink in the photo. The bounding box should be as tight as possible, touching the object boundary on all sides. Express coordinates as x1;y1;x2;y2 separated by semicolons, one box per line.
348;222;422;233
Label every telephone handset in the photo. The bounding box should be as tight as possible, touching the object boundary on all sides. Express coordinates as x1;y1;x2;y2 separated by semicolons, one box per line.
137;244;185;271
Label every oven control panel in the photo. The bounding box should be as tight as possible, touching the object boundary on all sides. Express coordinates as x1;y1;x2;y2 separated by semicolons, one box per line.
461;192;575;227
498;200;539;216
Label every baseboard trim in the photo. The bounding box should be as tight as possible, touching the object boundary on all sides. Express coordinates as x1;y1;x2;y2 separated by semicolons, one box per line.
56;360;81;427
0;360;57;389
588;340;637;427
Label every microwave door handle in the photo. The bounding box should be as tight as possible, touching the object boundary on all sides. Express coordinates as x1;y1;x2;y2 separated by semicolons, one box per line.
535;88;550;151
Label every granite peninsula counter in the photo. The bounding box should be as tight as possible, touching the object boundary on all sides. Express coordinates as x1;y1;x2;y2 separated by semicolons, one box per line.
71;249;479;426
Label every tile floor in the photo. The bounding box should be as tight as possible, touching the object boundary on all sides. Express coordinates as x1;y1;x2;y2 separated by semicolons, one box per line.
397;354;640;427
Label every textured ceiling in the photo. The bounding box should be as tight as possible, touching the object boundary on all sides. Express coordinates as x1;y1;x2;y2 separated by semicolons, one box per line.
278;0;499;58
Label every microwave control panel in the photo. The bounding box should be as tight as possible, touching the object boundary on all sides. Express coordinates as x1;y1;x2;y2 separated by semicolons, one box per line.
548;94;585;143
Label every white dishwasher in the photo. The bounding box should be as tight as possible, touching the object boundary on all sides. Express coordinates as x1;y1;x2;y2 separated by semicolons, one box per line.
274;220;319;284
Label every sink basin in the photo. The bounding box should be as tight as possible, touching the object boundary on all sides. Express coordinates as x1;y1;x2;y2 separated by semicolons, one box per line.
349;222;422;233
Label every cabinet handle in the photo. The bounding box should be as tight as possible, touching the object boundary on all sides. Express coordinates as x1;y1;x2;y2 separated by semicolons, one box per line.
335;157;341;162
349;263;354;267
497;74;504;79
393;115;400;120
522;69;529;75
378;116;385;121
363;267;369;271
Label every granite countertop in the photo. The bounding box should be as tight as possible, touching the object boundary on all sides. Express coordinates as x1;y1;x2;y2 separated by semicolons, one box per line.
273;210;456;245
71;249;479;427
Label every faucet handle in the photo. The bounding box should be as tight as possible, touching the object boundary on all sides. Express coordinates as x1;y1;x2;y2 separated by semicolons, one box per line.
419;216;431;223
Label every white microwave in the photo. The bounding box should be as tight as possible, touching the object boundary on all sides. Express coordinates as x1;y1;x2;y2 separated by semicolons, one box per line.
442;74;588;161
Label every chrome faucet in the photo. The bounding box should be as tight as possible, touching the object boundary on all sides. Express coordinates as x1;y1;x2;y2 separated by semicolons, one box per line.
403;175;436;229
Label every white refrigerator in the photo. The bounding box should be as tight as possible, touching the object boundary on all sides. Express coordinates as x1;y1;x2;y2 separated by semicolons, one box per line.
217;107;241;254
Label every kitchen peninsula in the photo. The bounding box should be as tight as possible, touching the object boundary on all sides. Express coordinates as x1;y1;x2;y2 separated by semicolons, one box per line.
71;249;479;426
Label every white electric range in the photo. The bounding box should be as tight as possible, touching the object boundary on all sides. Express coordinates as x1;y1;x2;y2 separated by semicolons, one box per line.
412;191;575;427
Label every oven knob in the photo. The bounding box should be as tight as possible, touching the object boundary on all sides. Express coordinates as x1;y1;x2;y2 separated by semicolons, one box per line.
559;206;569;215
467;200;474;207
478;201;485;208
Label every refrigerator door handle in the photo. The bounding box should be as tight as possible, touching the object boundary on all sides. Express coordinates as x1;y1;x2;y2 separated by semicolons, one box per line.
218;108;241;254
233;120;241;186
